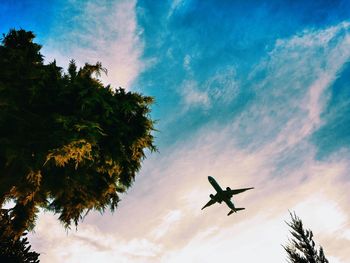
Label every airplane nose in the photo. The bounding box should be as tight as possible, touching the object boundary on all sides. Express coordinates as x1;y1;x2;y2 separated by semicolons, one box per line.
208;176;213;181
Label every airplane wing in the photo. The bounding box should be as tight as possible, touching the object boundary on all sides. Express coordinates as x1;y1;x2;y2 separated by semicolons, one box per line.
201;196;218;210
224;187;254;196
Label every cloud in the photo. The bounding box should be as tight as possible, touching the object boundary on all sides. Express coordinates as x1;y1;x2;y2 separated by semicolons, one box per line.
292;195;347;235
235;21;350;151
42;0;143;89
152;210;183;239
181;80;210;108
167;0;187;19
180;67;238;111
160;213;289;263
29;212;161;263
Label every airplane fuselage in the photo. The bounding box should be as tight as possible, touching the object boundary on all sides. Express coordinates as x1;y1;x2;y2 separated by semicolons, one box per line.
208;176;236;210
208;176;223;193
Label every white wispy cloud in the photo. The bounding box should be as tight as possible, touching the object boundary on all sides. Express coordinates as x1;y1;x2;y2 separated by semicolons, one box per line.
181;80;210;108
43;0;143;89
180;67;238;110
152;210;183;239
30;212;161;263
243;21;350;152
167;0;187;19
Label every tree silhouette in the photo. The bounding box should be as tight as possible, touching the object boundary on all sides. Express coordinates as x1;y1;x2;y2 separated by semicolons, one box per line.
284;212;329;263
0;209;40;263
0;29;156;239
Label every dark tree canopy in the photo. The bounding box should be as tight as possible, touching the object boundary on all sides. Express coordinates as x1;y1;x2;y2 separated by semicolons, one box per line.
0;209;40;263
284;212;329;263
0;29;156;238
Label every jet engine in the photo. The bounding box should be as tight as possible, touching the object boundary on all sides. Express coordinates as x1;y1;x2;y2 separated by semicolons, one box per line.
210;194;215;199
226;187;231;191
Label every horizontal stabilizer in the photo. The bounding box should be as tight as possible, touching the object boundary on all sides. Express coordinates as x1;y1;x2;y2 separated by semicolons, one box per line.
227;208;245;216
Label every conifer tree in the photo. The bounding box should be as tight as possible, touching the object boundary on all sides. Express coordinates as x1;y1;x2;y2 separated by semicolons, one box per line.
0;29;156;238
0;209;40;263
284;212;329;263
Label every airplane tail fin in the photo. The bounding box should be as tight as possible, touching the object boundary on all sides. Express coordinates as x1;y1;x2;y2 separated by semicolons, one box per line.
227;208;245;216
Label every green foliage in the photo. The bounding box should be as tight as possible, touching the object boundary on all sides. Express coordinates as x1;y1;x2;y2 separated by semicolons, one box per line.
0;209;40;263
284;212;329;263
0;29;156;238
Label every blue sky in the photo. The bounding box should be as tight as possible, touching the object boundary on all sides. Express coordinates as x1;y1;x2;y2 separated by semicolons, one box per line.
2;1;350;262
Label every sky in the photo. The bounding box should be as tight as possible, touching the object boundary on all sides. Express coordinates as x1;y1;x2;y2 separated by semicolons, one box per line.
1;0;350;262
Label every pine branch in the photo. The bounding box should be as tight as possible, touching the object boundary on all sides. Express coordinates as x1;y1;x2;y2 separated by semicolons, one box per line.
284;212;329;263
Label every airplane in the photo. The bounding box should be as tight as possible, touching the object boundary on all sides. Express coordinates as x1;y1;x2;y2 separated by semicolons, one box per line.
201;176;254;216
